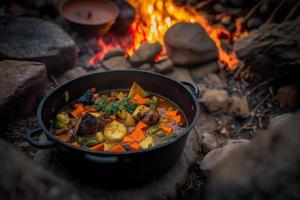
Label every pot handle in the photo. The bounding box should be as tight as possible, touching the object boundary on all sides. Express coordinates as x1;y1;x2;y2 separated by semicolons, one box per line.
26;128;55;149
84;154;119;164
180;81;200;98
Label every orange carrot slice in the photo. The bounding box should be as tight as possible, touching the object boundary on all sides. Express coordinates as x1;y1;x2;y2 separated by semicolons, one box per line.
165;110;178;117
161;118;170;123
110;115;116;120
123;135;135;143
109;144;126;152
159;125;173;133
130;142;140;151
131;94;148;105
171;115;181;123
57;134;69;142
90;143;104;151
136;121;148;130
71;104;85;118
129;129;146;142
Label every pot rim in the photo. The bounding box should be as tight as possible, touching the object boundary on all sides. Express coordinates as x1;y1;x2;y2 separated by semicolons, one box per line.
37;70;200;156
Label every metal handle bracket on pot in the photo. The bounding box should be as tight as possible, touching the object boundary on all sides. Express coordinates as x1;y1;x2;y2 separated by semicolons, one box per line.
84;154;119;164
180;81;200;98
26;128;55;149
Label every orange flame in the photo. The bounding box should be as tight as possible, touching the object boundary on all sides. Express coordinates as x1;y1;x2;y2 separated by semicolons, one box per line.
89;0;247;69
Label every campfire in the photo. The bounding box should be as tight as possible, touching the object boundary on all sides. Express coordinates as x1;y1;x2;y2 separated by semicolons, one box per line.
88;0;247;69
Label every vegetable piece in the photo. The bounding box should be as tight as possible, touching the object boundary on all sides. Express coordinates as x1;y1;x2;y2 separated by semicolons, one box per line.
132;105;150;120
89;143;104;151
136;121;148;130
146;126;160;135
123;135;135;142
128;82;148;98
78;90;94;105
71;104;85;118
160;118;170;123
55;120;67;129
165;110;178;117
159;125;173;133
131;94;148;105
142;109;160;126
104;143;113;151
109;144;126;152
71;142;80;147
139;136;154;149
117;109;128;120
128;129;145;142
89;112;102;118
148;96;159;108
125;113;135;126
116;92;126;100
77;137;84;145
155;130;165;137
56;113;70;124
171;115;181;123
96;132;105;143
57;134;69;142
130;142;140;151
86;139;100;147
110;115;116;120
103;120;127;142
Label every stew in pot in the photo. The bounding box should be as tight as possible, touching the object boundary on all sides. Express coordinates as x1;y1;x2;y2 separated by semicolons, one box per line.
51;82;187;152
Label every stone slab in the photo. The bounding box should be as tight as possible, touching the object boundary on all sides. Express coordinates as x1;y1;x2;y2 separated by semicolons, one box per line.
0;60;47;131
0;17;77;76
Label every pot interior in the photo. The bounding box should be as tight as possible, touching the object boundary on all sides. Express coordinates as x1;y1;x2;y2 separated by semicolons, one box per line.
39;70;199;134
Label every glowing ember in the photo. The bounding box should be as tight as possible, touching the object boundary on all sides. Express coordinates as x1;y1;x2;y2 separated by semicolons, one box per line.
89;0;248;69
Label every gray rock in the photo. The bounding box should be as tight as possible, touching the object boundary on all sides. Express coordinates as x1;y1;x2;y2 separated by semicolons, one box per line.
190;61;219;78
200;89;231;112
129;42;162;66
0;60;47;131
0;17;77;76
201;133;219;154
103;49;126;61
206;114;300;200
200;139;249;175
0;139;83;200
205;73;227;89
268;113;293;131
164;22;218;66
139;63;153;71
59;67;87;83
102;56;131;70
227;96;249;117
169;67;194;83
34;129;199;199
154;59;174;74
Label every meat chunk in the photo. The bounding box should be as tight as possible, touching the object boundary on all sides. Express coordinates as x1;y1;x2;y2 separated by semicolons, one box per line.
77;113;105;136
142;109;160;126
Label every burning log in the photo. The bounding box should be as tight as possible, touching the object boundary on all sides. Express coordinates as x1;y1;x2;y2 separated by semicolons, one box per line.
235;20;300;83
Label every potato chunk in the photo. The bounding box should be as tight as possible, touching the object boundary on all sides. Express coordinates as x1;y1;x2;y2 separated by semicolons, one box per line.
132;105;150;120
139;136;154;149
103;120;127;143
128;82;148;98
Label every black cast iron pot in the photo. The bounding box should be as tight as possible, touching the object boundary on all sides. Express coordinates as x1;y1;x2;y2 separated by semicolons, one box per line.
26;70;200;185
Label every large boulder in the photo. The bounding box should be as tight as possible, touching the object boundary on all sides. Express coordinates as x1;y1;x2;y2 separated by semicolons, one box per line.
0;60;47;131
0;139;83;200
206;113;300;200
0;17;77;76
164;22;218;66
